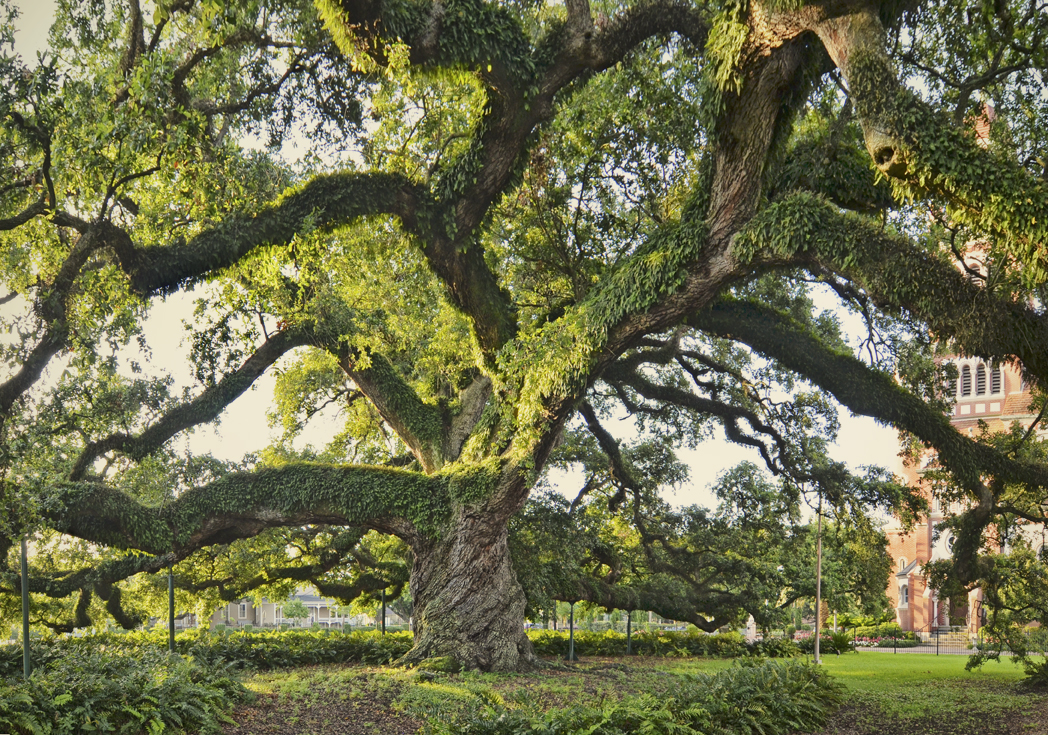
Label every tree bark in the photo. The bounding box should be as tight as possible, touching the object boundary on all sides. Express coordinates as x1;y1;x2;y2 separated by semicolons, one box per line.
403;509;537;671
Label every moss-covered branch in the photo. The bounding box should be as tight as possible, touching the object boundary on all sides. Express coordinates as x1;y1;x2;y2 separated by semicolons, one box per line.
735;192;1048;385
561;576;735;632
0;221;122;422
813;7;1048;283
69;327;317;480
0;195;47;232
123;172;423;296
691;298;1048;496
2;527;396;632
48;462;451;555
338;350;446;472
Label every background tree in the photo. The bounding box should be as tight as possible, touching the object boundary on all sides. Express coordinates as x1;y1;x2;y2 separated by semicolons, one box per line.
281;598;310;627
3;0;1048;672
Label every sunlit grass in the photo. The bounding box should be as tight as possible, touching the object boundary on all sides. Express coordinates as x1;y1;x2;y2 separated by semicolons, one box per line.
818;651;1031;721
820;651;1024;689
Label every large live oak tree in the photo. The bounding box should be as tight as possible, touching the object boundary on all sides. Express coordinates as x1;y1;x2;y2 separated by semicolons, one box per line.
2;0;1048;670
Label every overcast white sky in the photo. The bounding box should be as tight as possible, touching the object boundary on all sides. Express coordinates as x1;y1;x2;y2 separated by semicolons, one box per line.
6;0;903;509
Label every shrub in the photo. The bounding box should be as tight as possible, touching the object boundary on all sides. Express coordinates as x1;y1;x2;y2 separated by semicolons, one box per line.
826;629;855;655
0;645;246;734
797;633;850;654
424;659;842;735
526;629;757;659
875;638;922;648
181;628;413;669
746;637;801;658
796;635;825;654
853;623;906;639
0;628;415;677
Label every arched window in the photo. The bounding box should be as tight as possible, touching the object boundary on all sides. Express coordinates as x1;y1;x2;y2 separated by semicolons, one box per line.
902;585;909;605
976;364;987;395
961;365;972;396
899;557;908;571
991;368;1002;394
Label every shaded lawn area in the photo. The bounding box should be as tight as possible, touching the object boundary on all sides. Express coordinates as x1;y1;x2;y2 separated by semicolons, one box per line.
813;651;1048;735
222;653;1048;735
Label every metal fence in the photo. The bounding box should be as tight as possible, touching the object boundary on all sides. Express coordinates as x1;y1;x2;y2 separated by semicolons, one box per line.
848;626;1048;656
851;627;972;655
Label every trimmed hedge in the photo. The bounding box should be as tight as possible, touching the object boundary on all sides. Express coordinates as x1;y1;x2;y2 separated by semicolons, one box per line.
4;624;800;683
2;627;797;680
527;629;799;658
875;638;923;648
424;659;842;735
0;645;246;734
1;628;414;677
852;623;915;640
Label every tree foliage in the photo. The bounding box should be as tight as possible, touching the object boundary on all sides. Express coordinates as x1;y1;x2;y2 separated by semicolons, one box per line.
2;0;1048;670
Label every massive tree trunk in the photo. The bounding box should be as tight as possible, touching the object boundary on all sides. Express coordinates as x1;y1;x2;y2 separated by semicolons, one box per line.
403;508;536;671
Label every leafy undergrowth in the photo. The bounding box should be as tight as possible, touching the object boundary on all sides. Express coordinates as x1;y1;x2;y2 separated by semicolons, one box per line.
0;628;415;677
223;653;1048;735
0;645;248;735
1;628;795;679
527;629;800;658
225;657;840;735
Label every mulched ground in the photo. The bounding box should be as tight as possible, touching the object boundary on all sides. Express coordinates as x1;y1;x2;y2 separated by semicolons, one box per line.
223;688;421;735
221;658;657;734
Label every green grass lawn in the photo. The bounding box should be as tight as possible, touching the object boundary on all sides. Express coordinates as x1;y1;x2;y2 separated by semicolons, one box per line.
812;651;1044;733
820;651;1024;691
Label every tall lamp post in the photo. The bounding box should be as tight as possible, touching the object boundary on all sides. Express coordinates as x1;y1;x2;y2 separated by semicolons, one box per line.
168;566;176;652
21;536;31;678
814;493;823;665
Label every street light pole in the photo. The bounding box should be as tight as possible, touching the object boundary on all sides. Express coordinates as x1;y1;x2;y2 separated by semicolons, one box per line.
814;493;823;665
566;603;577;661
626;610;633;656
21;536;31;679
168;566;175;652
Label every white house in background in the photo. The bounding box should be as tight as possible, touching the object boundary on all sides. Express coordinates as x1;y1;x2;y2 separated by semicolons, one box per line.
208;586;409;629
